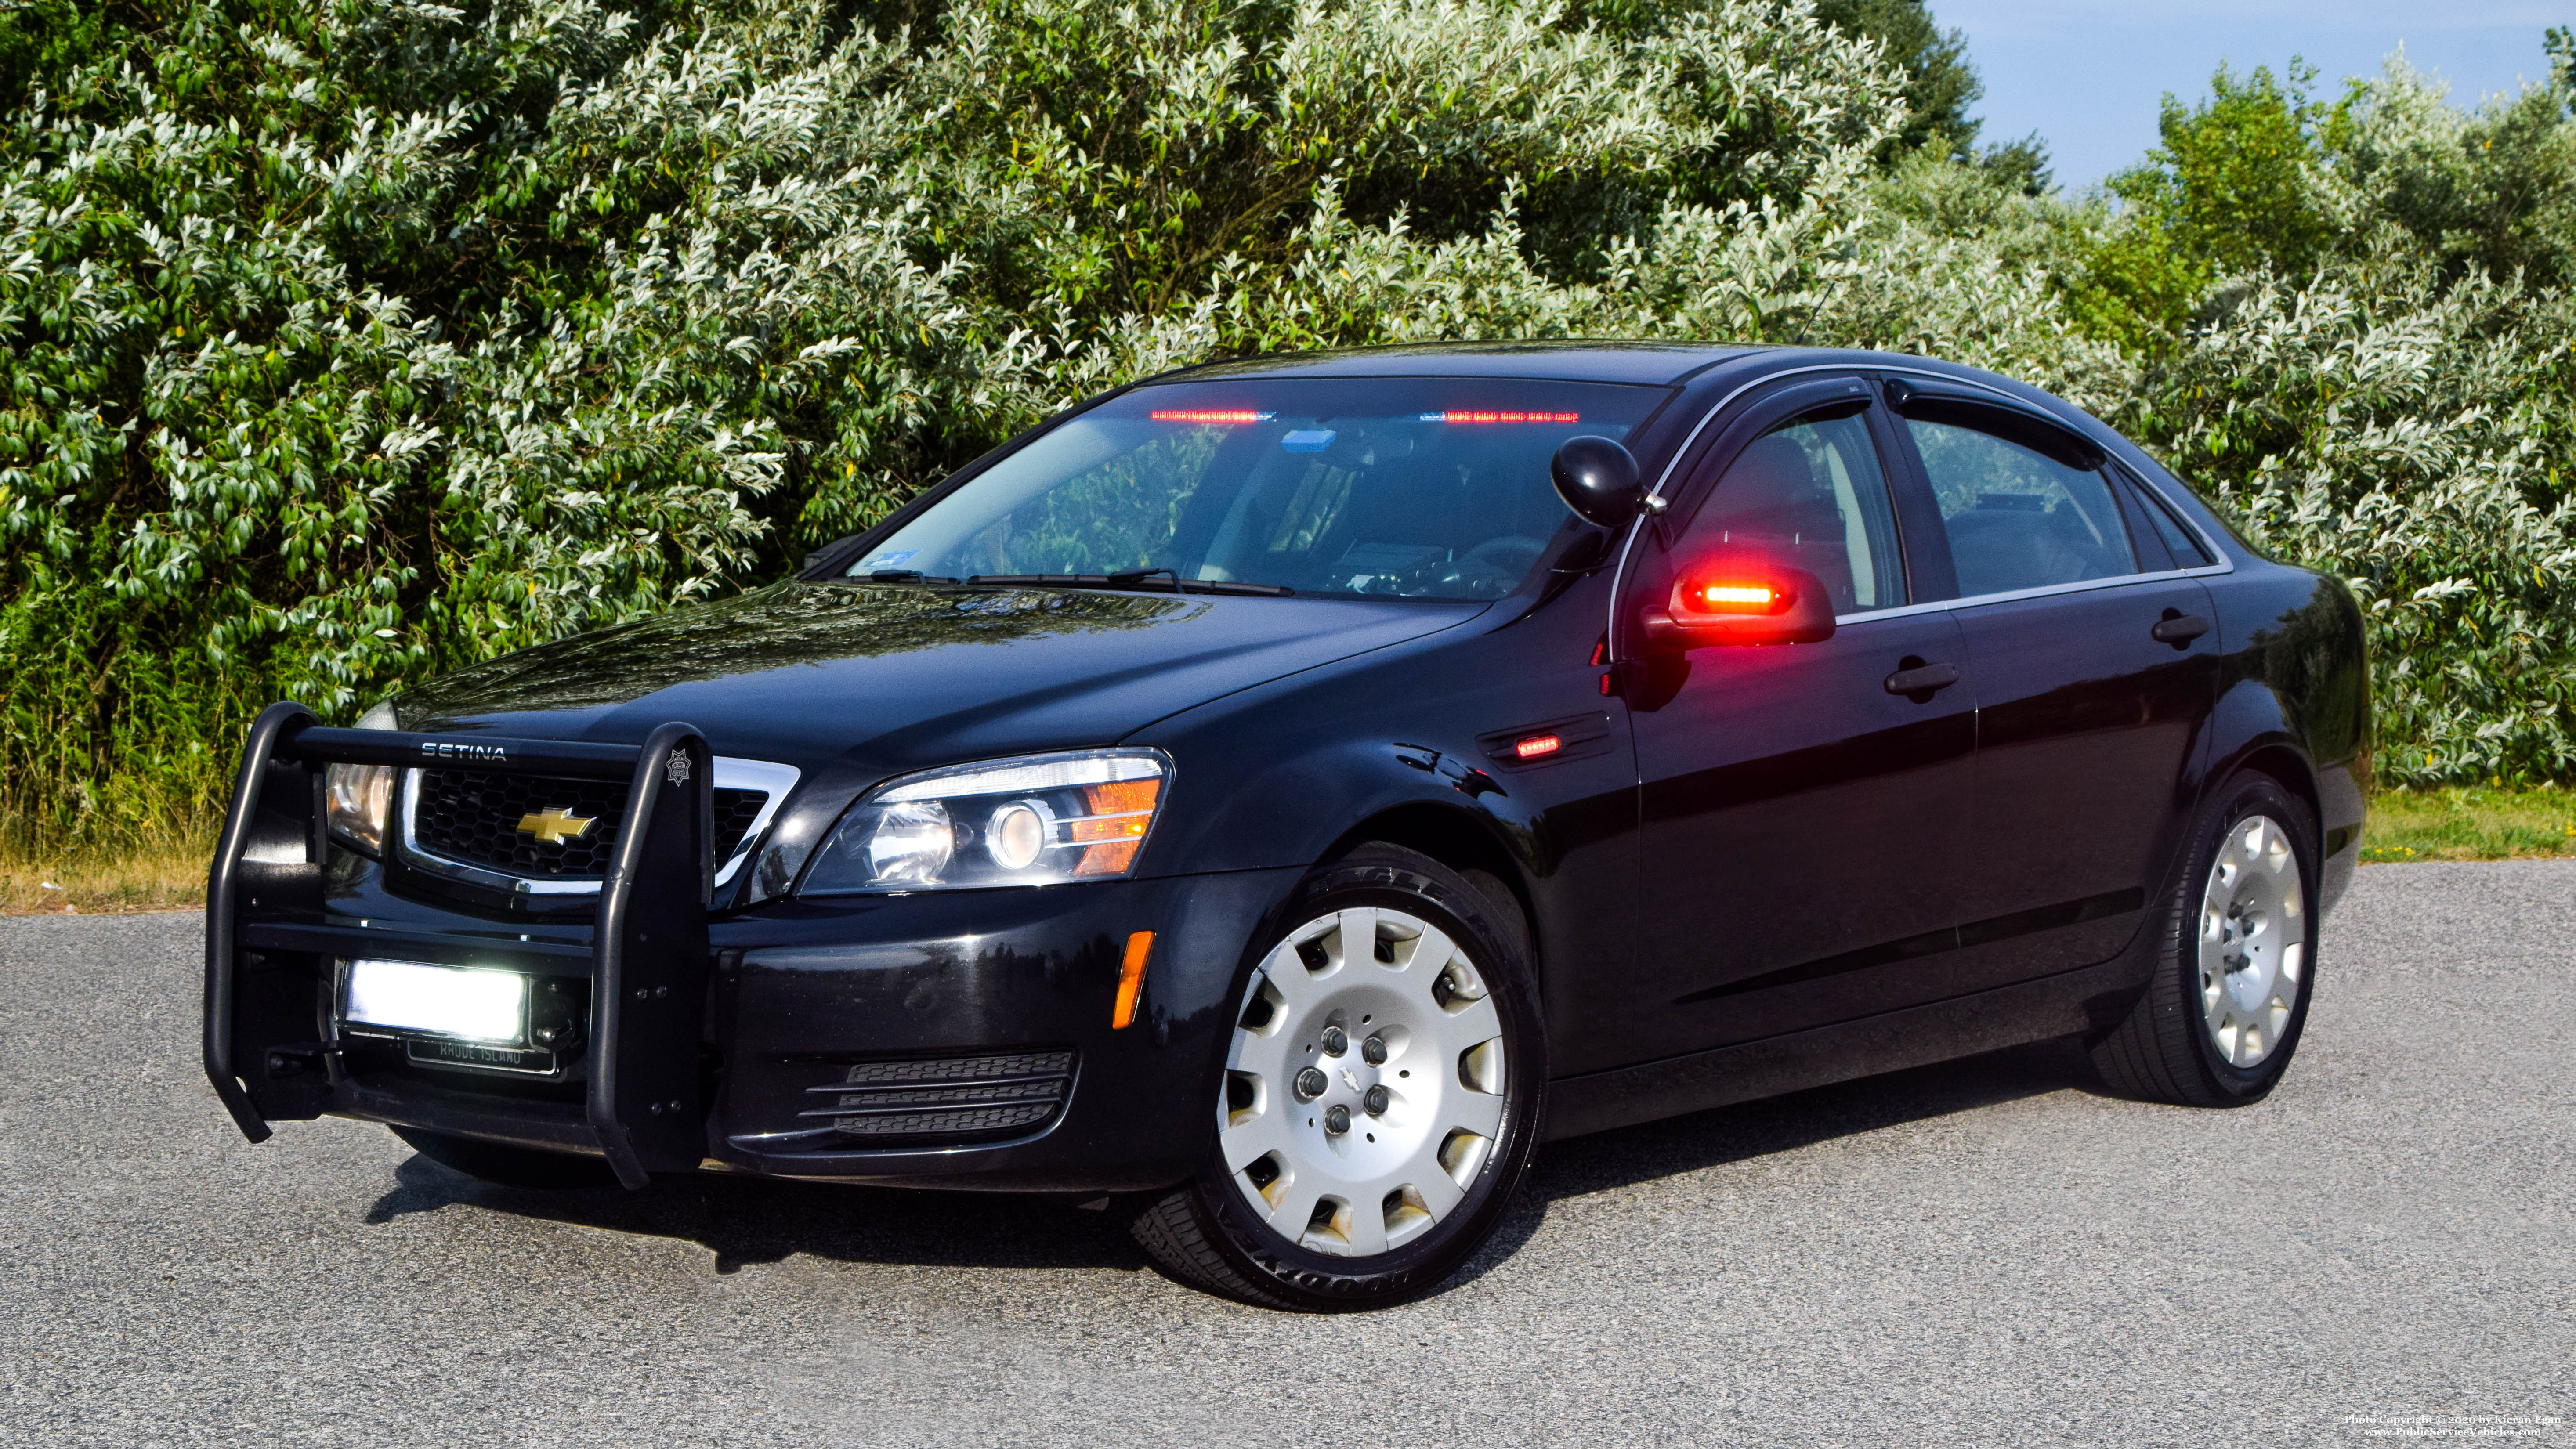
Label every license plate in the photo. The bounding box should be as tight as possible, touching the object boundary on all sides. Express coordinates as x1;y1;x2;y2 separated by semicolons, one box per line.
343;958;529;1046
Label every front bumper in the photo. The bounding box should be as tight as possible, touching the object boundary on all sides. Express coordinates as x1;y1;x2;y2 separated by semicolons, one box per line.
711;869;1293;1189
204;703;1295;1194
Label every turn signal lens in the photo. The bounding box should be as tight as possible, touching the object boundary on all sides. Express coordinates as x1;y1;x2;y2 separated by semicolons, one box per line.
1071;777;1161;876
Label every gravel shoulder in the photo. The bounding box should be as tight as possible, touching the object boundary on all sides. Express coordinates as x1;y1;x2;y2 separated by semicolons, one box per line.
3;863;2570;1447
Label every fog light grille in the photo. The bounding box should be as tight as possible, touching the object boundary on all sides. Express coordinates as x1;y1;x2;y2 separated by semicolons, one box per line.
801;1050;1075;1142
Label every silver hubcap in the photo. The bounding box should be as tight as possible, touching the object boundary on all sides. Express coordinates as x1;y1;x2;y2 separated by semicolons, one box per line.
1219;906;1510;1258
2198;814;2306;1068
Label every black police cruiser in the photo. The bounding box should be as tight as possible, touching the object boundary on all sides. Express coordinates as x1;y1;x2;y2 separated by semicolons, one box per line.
205;343;2368;1310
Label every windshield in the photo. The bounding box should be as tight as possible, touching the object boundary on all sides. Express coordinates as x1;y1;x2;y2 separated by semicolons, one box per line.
850;378;1670;600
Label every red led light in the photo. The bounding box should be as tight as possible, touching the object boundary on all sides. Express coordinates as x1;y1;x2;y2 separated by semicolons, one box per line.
1681;575;1795;616
1514;734;1563;760
1431;411;1581;424
1150;409;1270;423
1699;583;1780;610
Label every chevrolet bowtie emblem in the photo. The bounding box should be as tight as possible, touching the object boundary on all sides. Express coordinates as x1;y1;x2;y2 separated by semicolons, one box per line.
516;806;596;845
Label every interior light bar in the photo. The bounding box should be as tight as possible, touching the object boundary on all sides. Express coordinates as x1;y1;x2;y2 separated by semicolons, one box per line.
1150;410;1274;423
1418;411;1582;424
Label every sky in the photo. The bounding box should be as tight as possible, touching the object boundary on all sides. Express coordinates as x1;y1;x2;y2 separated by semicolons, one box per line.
1941;1;2565;190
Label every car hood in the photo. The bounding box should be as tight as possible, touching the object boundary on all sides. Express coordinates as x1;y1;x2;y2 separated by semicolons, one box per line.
397;581;1482;784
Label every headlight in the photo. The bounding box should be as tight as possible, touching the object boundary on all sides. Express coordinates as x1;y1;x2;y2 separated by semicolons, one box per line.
326;701;399;855
799;749;1171;895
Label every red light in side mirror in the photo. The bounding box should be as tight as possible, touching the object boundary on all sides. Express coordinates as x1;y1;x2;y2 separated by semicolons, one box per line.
1646;557;1837;651
1514;734;1563;760
1691;581;1789;614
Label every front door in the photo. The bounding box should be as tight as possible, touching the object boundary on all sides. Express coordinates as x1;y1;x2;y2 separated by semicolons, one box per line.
1615;380;1979;1063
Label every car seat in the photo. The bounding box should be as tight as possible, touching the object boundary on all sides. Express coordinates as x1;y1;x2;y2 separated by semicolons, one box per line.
1699;434;1858;611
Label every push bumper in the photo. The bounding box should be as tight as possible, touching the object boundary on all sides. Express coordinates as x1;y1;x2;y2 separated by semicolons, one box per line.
203;701;1293;1195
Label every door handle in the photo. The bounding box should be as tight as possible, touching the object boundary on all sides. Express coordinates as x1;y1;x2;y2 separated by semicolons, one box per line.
1883;661;1960;696
2152;613;2211;647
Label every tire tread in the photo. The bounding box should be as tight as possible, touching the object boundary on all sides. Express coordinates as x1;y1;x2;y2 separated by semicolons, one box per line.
2088;773;2316;1108
1129;1189;1298;1310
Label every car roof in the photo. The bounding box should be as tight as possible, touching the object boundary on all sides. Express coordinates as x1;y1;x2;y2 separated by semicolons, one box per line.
1168;342;1767;387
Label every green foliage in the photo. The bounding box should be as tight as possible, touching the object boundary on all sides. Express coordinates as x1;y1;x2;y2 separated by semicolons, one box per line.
2081;48;2576;783
1809;0;1971;156
2;0;2574;851
2332;54;2576;289
2076;61;2342;350
2118;256;2576;784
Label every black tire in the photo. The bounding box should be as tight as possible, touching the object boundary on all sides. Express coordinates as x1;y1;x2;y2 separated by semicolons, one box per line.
2090;771;2320;1107
391;1126;622;1190
1131;843;1546;1310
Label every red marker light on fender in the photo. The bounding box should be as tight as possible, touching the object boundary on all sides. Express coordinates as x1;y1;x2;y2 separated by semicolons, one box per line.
1514;734;1563;760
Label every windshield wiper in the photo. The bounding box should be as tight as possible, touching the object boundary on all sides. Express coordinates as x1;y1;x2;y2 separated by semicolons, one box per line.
964;571;1294;598
1109;567;1300;597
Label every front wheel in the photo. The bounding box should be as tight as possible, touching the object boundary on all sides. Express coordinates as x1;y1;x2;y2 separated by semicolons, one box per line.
2090;771;2321;1106
1132;844;1546;1309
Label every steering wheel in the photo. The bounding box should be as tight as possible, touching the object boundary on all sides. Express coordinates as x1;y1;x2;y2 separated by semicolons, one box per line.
1465;535;1548;576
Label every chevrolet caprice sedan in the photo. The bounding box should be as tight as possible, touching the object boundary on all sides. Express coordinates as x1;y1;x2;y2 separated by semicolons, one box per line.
205;344;2367;1310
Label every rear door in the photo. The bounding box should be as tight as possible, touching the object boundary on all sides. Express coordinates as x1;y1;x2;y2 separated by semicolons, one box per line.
1882;381;2219;987
1611;377;1979;1063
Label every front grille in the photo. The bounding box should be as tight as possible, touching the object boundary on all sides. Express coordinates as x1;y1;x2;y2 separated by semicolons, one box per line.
802;1050;1075;1142
410;767;768;878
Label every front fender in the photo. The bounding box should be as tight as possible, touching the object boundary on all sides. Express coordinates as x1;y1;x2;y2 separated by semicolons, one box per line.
1133;582;1641;1032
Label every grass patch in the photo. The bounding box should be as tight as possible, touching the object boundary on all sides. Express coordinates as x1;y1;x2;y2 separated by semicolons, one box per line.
0;824;216;915
2363;785;2576;864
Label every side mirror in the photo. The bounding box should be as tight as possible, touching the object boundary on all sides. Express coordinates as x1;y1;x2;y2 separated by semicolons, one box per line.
1641;560;1837;650
1551;436;1644;528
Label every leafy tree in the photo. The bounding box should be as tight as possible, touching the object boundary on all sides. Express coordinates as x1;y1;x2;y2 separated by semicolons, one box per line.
1810;0;1971;155
4;0;2576;850
2330;50;2576;289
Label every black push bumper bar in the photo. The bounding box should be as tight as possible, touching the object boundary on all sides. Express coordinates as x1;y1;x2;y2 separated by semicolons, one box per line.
203;702;716;1189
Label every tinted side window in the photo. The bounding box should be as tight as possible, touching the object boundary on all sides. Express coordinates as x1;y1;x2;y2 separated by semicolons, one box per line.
1907;416;2137;595
2128;478;2217;567
1686;408;1906;614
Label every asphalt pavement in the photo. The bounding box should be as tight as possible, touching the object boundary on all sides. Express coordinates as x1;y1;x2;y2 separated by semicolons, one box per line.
2;862;2570;1447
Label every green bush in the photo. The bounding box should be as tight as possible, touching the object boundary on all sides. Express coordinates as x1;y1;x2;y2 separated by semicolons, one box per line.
3;0;2573;854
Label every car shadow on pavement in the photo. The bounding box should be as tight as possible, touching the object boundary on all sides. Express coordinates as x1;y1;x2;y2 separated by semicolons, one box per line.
363;1159;1147;1276
362;1034;2108;1291
1448;1033;2109;1290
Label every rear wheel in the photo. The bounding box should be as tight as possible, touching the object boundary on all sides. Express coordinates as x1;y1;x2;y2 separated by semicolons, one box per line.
1132;844;1545;1309
391;1126;621;1190
2090;772;2320;1106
